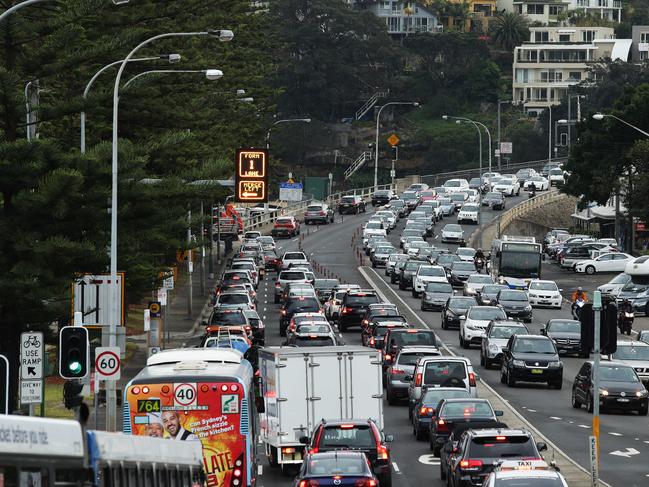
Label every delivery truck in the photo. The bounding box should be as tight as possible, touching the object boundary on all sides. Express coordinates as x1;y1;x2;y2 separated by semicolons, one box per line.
259;346;384;470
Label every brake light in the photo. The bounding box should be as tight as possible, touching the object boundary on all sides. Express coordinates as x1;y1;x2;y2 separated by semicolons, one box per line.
391;368;405;375
419;406;434;415
469;371;476;387
415;372;422;386
319;211;326;216
282;447;296;454
496;436;506;441
369;337;375;346
363;319;369;325
377;444;389;461
342;307;353;314
299;480;320;487
406;329;419;333
354;480;377;487
275;282;281;287
436;419;450;433
340;424;355;429
459;459;483;471
384;354;392;362
281;310;287;315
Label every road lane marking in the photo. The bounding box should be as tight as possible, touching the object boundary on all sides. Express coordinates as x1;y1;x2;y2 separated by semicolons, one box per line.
527;409;537;412
609;432;623;436
550;416;562;420
392;462;400;473
578;425;589;428
258;465;263;475
418;454;440;466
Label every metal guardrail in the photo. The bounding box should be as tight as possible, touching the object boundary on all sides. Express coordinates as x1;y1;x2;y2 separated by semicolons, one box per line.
420;158;568;187
497;189;570;235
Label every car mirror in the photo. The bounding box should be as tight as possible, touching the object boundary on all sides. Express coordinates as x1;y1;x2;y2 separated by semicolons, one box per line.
201;319;208;326
404;375;413;382
536;441;548;452
459;315;466;320
540;328;546;335
494;410;504;417
502;347;509;353
299;436;310;445
559;289;563;292
385;434;394;443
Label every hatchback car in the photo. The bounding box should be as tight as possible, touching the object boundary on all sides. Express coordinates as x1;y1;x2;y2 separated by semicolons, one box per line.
441;296;478;329
480;320;529;368
338;290;381;331
496;289;533;322
421;281;455;311
477;284;508;305
294;451;379;487
411;387;471;440
482;192;505;210
501;335;563;389
386;346;442;405
441;224;465;245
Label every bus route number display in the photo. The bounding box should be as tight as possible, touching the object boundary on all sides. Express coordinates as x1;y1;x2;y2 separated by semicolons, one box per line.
235;148;268;203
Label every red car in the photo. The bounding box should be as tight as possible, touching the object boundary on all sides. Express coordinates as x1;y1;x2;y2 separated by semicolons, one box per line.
272;216;300;238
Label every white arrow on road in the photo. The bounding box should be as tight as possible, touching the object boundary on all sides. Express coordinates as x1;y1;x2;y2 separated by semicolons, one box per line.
610;448;640;458
418;454;440;465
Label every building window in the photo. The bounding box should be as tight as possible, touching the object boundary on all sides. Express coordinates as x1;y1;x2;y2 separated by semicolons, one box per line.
392;2;400;12
568;71;582;81
381;1;391;9
559;34;570;42
549;6;563;15
582;30;596;42
534;31;549;42
641;32;649;43
641;51;648;60
474;4;492;15
387;16;400;31
527;4;544;15
515;68;530;83
515;4;522;13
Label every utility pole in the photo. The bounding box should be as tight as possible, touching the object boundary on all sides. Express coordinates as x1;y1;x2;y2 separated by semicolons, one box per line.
200;202;206;295
592;291;602;465
497;100;501;171
186;208;193;317
208;202;215;279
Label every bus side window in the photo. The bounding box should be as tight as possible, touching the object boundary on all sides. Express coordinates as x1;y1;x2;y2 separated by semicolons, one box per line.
143;467;153;486
112;466;121;487
157;467;166;487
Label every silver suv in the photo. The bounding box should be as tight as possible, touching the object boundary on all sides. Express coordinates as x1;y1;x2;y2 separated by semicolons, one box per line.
304;203;334;225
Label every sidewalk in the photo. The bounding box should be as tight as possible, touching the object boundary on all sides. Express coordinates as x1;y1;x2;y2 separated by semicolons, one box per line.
89;252;229;430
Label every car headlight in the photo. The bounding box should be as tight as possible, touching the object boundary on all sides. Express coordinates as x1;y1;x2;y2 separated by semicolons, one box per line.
636;390;648;397
466;287;476;295
599;389;609;396
489;343;500;351
513;360;525;367
549;361;562;368
525;305;532;311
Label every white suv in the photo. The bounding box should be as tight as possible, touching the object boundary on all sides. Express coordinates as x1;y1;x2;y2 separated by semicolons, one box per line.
413;265;448;298
460;305;507;349
527;279;563;309
457;204;479;224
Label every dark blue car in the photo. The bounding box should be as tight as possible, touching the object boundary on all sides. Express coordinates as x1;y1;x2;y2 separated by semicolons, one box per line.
412;387;471;440
295;451;378;487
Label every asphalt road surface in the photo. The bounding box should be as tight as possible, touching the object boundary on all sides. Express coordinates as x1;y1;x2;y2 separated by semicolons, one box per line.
229;195;648;487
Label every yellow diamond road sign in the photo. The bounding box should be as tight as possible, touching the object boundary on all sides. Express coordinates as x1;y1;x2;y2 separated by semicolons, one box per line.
387;134;400;147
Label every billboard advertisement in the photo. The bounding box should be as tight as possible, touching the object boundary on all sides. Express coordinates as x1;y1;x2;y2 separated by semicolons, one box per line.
126;382;246;487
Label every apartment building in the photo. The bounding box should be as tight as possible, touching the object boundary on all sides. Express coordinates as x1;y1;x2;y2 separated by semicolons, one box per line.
498;0;622;24
444;0;498;33
631;26;649;62
512;27;632;115
361;1;442;36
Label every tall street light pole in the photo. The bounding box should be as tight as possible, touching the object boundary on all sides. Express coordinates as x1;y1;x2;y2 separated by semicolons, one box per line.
107;28;234;432
496;100;511;171
81;54;181;153
374;102;419;191
121;69;223;89
547;106;553;164
592;113;649;252
266;118;312;149
0;0;129;24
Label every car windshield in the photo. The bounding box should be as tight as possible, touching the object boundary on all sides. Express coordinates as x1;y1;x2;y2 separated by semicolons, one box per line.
347;294;380;305
284;252;305;260
448;297;477;309
426;283;453;293
315;279;338;290
457;248;475;257
529;176;544;182
404;262;422;271
294;336;334;347
306;454;371;475
482;285;506;294
609;273;630;285
485;192;501;200
462;205;479;212
490;326;527;339
439;199;452;206
391;331;437;347
209;311;246;326
450;194;465;202
421;190;435;198
500;291;528;301
402;230;421;237
398;351;437;366
440;401;493;419
445;181;460;187
549;168;563;175
288;298;320;310
276;218;293;225
422;389;470;405
296;324;331;334
403;192;417;200
419;267;446;277
468;275;493;284
376;324;407;335
530;281;558;291
468;307;507;320
294;315;328;326
366;222;382;229
423;361;467;385
512;338;556;354
453;262;476;272
280;271;306;280
319;425;376;449
390;200;405;207
547;321;581;333
218;294;249;304
468;436;537;458
444;225;462;232
600;365;639;382
612;346;649;361
374;190;389;196
341;197;356;204
437;255;459;265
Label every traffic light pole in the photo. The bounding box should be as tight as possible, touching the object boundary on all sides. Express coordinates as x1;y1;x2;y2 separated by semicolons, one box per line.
592;290;602;462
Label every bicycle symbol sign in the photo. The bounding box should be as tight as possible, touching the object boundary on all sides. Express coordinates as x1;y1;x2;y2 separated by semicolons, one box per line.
20;332;43;380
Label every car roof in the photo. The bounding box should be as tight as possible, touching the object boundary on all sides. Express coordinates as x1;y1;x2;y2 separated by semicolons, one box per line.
467;428;532;437
514;334;550;340
615;340;649;347
398;346;441;353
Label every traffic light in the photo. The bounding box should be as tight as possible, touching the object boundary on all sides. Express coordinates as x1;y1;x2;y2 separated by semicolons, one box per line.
59;326;89;379
63;380;84;409
601;301;618;356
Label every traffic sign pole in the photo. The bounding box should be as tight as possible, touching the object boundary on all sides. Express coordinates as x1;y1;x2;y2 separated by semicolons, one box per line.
20;332;44;414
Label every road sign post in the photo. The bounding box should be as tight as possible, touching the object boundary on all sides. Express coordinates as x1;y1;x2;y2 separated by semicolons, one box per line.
589;436;599;487
20;332;43;413
0;355;8;414
72;273;125;327
235;148;268;203
95;347;121;382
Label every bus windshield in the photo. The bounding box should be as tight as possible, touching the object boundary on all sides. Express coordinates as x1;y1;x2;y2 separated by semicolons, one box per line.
499;252;541;279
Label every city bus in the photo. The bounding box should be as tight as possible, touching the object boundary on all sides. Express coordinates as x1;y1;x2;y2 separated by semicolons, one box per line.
491;235;542;289
124;348;257;487
0;414;203;487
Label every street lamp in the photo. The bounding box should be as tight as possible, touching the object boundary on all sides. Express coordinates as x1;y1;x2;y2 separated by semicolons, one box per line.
443;114;493;185
106;28;234;432
592;113;649;137
121;69;223;90
81;54;181;153
0;0;129;24
374;102;419;190
266;118;312;149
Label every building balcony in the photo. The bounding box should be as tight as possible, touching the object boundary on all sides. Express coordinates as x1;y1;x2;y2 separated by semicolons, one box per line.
575;0;622;8
639;43;649;52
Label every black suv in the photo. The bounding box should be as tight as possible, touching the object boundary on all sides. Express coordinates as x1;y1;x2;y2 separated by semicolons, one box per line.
279;295;321;336
500;334;563;389
338;195;366;214
338;290;381;331
398;260;424;291
300;419;394;487
541;319;584;356
446;428;547;487
371;189;396;206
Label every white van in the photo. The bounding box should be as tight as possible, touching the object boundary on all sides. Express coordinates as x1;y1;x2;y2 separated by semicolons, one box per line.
443;178;470;191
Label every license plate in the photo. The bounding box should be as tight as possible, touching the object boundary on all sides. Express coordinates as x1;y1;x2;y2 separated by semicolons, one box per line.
540;300;550;304
531;369;543;374
617;398;630;402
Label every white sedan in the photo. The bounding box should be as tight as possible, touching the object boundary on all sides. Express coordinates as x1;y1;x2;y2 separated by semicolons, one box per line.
492;178;520;197
574;252;635;275
523;176;550;191
527;279;562;308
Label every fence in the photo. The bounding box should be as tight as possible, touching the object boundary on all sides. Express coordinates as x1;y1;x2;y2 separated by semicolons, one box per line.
420;158;568;187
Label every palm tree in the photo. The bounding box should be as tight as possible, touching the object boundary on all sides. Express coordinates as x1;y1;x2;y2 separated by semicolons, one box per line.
491;11;530;51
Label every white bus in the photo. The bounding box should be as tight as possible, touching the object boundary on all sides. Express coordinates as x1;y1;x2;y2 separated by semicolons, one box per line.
491;235;543;289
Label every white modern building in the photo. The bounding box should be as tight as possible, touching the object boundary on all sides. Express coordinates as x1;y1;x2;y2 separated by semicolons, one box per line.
359;1;442;36
512;27;632;115
631;26;649;62
498;0;622;24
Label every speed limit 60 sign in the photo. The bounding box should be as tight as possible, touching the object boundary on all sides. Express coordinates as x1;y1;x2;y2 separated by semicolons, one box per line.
95;347;121;381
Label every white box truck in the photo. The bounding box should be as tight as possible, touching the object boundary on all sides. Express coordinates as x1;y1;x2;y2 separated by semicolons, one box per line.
259;346;384;470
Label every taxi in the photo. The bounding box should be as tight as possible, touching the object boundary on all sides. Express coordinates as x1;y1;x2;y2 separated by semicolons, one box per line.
483;459;568;486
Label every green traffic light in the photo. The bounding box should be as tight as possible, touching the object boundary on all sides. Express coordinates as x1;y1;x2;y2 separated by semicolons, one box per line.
68;361;82;374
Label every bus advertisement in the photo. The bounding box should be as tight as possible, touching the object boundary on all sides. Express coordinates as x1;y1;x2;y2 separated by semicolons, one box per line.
124;350;256;487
